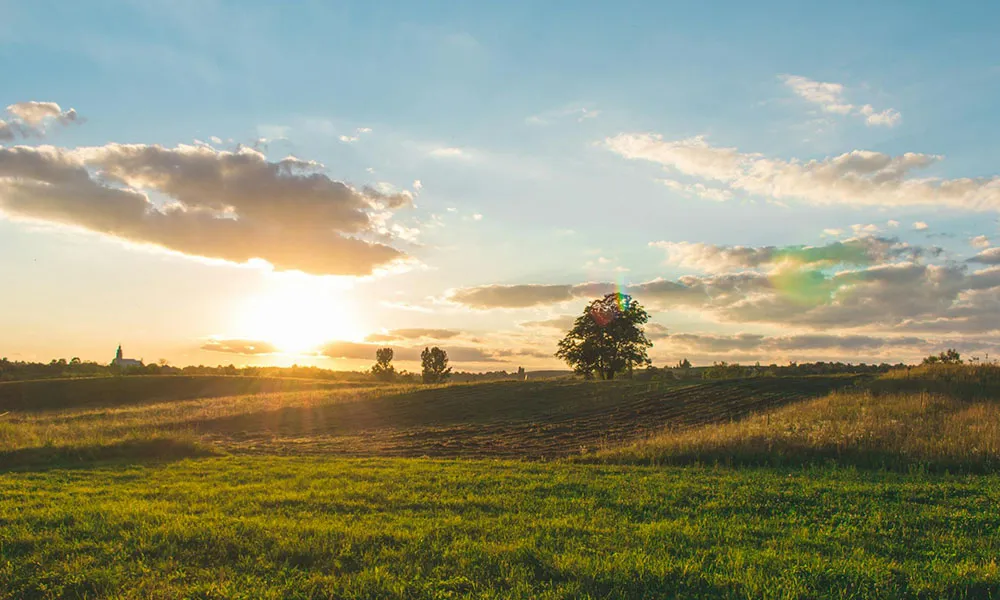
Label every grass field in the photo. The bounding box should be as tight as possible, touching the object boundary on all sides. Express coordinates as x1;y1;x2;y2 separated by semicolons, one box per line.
2;371;1000;598
3;458;998;599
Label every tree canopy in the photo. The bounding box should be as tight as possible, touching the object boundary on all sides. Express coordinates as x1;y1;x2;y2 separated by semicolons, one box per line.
421;347;452;383
371;347;396;381
556;293;652;380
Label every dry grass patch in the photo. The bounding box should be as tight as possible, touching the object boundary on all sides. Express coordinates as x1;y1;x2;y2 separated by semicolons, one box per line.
592;390;1000;472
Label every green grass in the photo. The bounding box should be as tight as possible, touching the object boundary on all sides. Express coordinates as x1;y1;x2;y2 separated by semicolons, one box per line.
4;370;1000;598
2;457;998;599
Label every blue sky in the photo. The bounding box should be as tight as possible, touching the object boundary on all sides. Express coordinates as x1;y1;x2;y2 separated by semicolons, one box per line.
3;0;1000;368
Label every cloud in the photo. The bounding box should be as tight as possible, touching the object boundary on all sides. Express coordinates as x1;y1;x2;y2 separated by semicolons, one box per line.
914;221;929;230
663;332;927;354
0;143;412;275
202;338;279;355
320;341;503;363
968;247;1000;265
338;128;372;144
448;282;616;309
859;104;902;127
526;106;600;125
606;133;1000;211
646;322;670;340
451;257;1000;335
0;101;80;140
519;315;577;330
971;235;991;249
659;178;733;201
780;75;901;127
364;328;462;342
429;147;470;159
650;236;926;274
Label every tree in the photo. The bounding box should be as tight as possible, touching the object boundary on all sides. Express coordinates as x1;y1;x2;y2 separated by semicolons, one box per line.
371;347;396;381
421;347;451;383
556;293;652;380
923;349;963;365
677;358;692;369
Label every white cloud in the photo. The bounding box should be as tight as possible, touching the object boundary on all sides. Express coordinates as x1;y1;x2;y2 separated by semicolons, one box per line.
780;74;901;128
339;127;373;143
256;125;289;141
859;104;902;127
0;143;413;276
851;223;880;235
413;179;423;191
887;220;900;228
914;221;929;230
471;213;483;221
972;235;991;248
822;228;844;237
0;101;80;140
429;147;470;159
659;178;733;201
606;133;1000;211
526;105;600;125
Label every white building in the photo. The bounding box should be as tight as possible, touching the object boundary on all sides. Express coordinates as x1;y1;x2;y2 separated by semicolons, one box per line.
112;345;143;369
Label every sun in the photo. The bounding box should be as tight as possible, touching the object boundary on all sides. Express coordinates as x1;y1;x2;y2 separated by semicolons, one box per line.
235;275;365;355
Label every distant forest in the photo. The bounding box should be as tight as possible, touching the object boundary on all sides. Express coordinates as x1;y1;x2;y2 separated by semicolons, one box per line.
0;355;913;384
0;357;548;384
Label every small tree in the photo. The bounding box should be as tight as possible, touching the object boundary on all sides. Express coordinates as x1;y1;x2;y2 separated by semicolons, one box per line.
371;347;396;381
677;358;692;369
923;349;963;365
556;293;652;380
421;347;451;383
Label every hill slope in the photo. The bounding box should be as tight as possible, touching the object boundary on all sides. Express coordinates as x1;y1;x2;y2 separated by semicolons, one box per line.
1;376;854;467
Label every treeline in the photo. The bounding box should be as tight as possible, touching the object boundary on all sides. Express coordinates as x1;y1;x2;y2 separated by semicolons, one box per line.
0;357;528;384
0;357;113;381
639;360;906;381
0;358;371;383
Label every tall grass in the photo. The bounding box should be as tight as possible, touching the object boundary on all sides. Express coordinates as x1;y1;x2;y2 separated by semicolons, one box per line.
592;389;1000;472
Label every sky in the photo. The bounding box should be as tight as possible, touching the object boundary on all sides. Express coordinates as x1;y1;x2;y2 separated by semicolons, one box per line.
3;0;1000;370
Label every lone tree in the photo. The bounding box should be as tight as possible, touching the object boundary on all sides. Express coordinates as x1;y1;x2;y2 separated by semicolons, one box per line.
371;347;396;381
556;292;652;380
421;346;452;383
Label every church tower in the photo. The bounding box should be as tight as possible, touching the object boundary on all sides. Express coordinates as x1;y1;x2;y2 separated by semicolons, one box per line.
116;345;123;362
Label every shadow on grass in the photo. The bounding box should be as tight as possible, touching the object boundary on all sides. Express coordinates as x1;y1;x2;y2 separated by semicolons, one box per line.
0;436;218;473
866;378;1000;402
0;375;368;412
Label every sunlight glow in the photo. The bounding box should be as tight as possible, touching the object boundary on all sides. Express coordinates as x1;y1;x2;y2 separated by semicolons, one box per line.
234;274;365;355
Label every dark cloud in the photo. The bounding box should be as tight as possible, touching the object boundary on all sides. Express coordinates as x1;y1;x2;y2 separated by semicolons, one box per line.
364;328;462;342
321;341;503;363
201;339;280;355
968;247;1000;265
0;144;411;275
652;236;933;273
519;315;577;330
646;323;670;339
449;260;1000;334
448;282;615;309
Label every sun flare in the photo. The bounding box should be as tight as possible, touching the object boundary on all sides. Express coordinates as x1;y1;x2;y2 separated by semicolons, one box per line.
234;276;365;355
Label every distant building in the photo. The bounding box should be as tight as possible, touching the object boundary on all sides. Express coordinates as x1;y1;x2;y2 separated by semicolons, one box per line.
112;345;143;369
